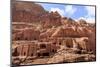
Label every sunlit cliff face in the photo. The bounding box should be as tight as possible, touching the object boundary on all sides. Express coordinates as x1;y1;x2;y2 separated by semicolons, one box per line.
12;1;96;65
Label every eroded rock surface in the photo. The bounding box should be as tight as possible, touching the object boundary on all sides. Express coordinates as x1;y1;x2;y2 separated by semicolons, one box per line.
12;1;96;65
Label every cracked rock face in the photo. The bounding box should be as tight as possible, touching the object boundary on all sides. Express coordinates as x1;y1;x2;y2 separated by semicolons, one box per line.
12;1;96;65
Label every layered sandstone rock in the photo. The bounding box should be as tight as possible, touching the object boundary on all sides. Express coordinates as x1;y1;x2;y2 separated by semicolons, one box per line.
12;1;96;65
40;11;62;28
39;28;56;39
47;49;95;64
51;26;92;37
12;1;47;22
13;28;40;40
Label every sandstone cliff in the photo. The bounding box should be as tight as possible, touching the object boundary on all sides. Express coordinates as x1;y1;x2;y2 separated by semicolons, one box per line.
12;1;96;65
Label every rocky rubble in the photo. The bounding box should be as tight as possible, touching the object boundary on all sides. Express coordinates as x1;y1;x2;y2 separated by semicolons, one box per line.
47;46;95;64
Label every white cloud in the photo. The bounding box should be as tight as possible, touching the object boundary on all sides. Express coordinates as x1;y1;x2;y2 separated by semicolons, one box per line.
77;17;95;23
65;5;77;16
64;6;95;23
86;17;95;23
50;8;64;16
83;6;95;23
50;5;77;17
85;6;95;16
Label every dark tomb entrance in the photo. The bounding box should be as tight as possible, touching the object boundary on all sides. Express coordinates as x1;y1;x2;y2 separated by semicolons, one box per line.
42;52;50;56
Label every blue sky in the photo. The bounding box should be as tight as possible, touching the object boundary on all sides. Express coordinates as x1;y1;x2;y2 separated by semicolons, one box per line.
37;3;95;23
